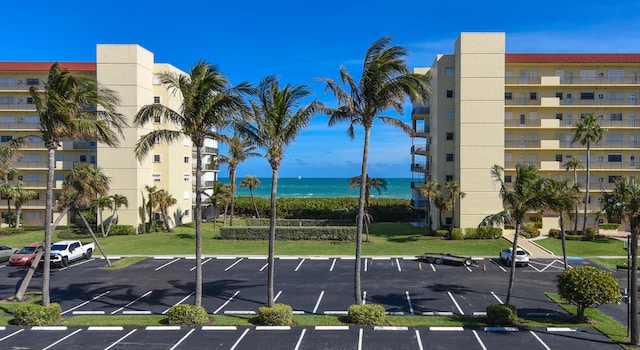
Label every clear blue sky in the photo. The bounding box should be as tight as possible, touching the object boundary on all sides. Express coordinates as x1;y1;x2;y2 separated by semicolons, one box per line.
2;1;639;178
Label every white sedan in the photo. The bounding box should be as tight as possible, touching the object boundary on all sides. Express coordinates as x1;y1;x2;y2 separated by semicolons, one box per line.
500;247;529;267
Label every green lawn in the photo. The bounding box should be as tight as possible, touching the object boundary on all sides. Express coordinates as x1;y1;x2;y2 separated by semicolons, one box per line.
0;222;510;257
535;236;627;257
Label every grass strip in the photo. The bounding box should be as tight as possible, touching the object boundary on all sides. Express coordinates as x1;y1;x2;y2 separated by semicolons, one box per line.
101;256;147;270
546;292;632;349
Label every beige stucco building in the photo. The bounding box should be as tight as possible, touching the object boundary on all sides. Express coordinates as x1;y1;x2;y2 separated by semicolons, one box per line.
411;32;640;230
0;44;218;229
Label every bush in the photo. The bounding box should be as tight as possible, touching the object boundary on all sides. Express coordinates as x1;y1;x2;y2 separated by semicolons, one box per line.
522;221;540;238
558;266;621;321
584;227;596;241
0;227;26;236
464;227;502;239
598;223;619;230
166;304;209;325
245;219;353;227
450;228;464;240
347;304;386;326
486;304;517;325
548;229;561;238
108;225;136;236
258;303;293;326
14;303;61;326
219;226;356;241
434;230;449;238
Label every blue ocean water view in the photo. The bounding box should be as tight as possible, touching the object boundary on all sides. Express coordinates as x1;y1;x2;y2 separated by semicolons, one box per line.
220;178;412;199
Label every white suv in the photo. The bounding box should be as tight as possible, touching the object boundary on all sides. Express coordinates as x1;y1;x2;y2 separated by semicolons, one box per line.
500;247;529;267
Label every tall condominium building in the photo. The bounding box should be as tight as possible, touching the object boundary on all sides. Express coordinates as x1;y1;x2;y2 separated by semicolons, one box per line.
0;44;218;228
411;32;640;231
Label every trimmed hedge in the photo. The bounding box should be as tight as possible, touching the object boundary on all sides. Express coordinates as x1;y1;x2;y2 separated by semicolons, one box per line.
598;223;620;230
486;303;517;325
57;229;91;239
107;225;136;236
245;219;353;227
347;304;386;326
0;227;26;236
258;303;293;326
166;304;209;325
14;303;61;326
434;230;448;238
464;227;502;239
219;226;356;241
451;228;464;240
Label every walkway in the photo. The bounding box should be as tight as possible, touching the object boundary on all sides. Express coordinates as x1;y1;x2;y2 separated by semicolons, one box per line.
502;231;557;259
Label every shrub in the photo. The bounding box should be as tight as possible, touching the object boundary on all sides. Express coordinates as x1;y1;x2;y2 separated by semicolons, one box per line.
347;304;386;326
258;303;293;326
108;225;136;236
219;226;356;241
245;219;353;227
434;230;449;238
450;228;464;240
522;221;540;238
558;266;621;321
14;303;61;326
519;231;531;239
0;227;26;236
584;227;596;241
486;304;517;325
548;229;561;239
464;227;502;239
598;223;620;230
166;304;209;325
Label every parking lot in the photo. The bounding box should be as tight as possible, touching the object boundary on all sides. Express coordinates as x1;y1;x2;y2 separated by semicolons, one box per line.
0;256;628;349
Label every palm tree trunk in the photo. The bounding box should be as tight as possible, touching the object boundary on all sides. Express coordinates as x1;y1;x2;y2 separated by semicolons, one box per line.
15;245;43;301
194;146;204;307
163;209;171;232
213;205;218;238
99;209;106;237
250;188;260;219
582;145;590;232
354;127;371;305
449;201;456;239
505;221;521;305
560;213;568;269
267;167;278;307
630;224;639;345
229;167;236;226
79;212;111;267
15;206;22;229
573;168;579;234
42;146;56;306
105;210;117;237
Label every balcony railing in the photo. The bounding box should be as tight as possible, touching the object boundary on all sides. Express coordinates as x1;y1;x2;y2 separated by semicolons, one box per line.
192;163;219;170
505;98;638;106
410;199;429;208
506;118;640;128
0;103;37;110
412;125;429;134
0;122;40;130
411;106;430;115
192;146;218;154
505;76;640;85
504;160;640;170
411;145;429;153
504;140;541;148
411;162;429;171
0;83;45;90
13;161;48;169
72;141;97;150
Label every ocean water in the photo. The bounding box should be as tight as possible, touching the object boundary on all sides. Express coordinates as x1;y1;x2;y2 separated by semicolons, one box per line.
220;177;412;199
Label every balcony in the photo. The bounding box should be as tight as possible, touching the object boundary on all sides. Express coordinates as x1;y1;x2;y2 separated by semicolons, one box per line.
411;145;429;153
192;146;218;154
0;122;40;130
411;162;429;171
410;199;429;208
0;103;37;111
505;76;640;85
505;98;638;106
72;140;97;150
412;106;430;115
412;125;429;134
0;82;45;91
192;163;219;171
504;140;541;149
13;161;48;169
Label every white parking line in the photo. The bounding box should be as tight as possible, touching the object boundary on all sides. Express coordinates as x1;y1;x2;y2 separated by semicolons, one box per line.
530;330;551;350
155;258;180;271
491;259;507;272
104;329;137;350
491;292;504;304
358;328;363;350
42;328;82;350
274;290;282;302
123;311;152;315
315;326;349;330
190;258;212;271
313;291;325;314
170;328;195;350
223;258;243;271
362;291;367;304
429;327;464;331
214;290;240;314
162;291;195;314
260;263;268;271
294;258;306;272
294;328;307;350
88;327;124;331
202;326;237;330
230;328;250;350
60;258;95;270
396;258;402;272
465;265;472;272
415;330;425;350
447;292;465;315
72;311;105;315
62;290;111;315
0;329;24;342
330;258;337;271
364;258;368;272
406;291;414;315
472;330;488;350
111;290;152;314
430;263;436;271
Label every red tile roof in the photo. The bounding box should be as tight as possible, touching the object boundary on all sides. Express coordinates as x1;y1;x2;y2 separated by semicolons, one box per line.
506;54;640;63
0;62;96;71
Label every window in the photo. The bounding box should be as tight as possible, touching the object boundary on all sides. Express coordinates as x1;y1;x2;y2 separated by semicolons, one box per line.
26;78;39;86
445;67;455;77
580;70;596;81
184;156;189;163
580;92;595;100
446;90;454;98
608;92;624;100
555;113;563;120
609;176;622;183
445;153;454;162
608;70;624;81
530;92;537;100
445;175;454;182
0;136;13;142
153;173;161;182
153;115;161;123
505;175;512;183
153;154;161;162
445;217;453;225
608;154;622;162
505;112;513;121
184;174;190;181
555;154;563;162
555;92;563;100
154;135;161;144
610;113;623;121
446;132;454;140
445;109;454;120
153;75;162;85
505;92;513;100
153;96;161;104
519;114;526;125
79;154;87;162
184;209;190;216
26;97;34;104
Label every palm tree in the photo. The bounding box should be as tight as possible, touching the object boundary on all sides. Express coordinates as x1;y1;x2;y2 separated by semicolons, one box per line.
236;75;321;308
443;180;466;238
9;180;36;229
27;63;126;305
601;178;640;345
134;61;251;307
348;175;387;241
144;185;159;233
204;182;231;237
417;179;439;232
563;157;584;233
572;114;605;232
105;194;128;236
216;134;260;226
433;193;452;230
0;151;18;220
240;175;261;218
91;196;113;237
546;178;581;269
480;164;555;305
154;190;177;232
320;37;430;305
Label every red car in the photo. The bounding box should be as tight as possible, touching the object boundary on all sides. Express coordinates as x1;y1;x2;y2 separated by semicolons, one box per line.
9;242;43;266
